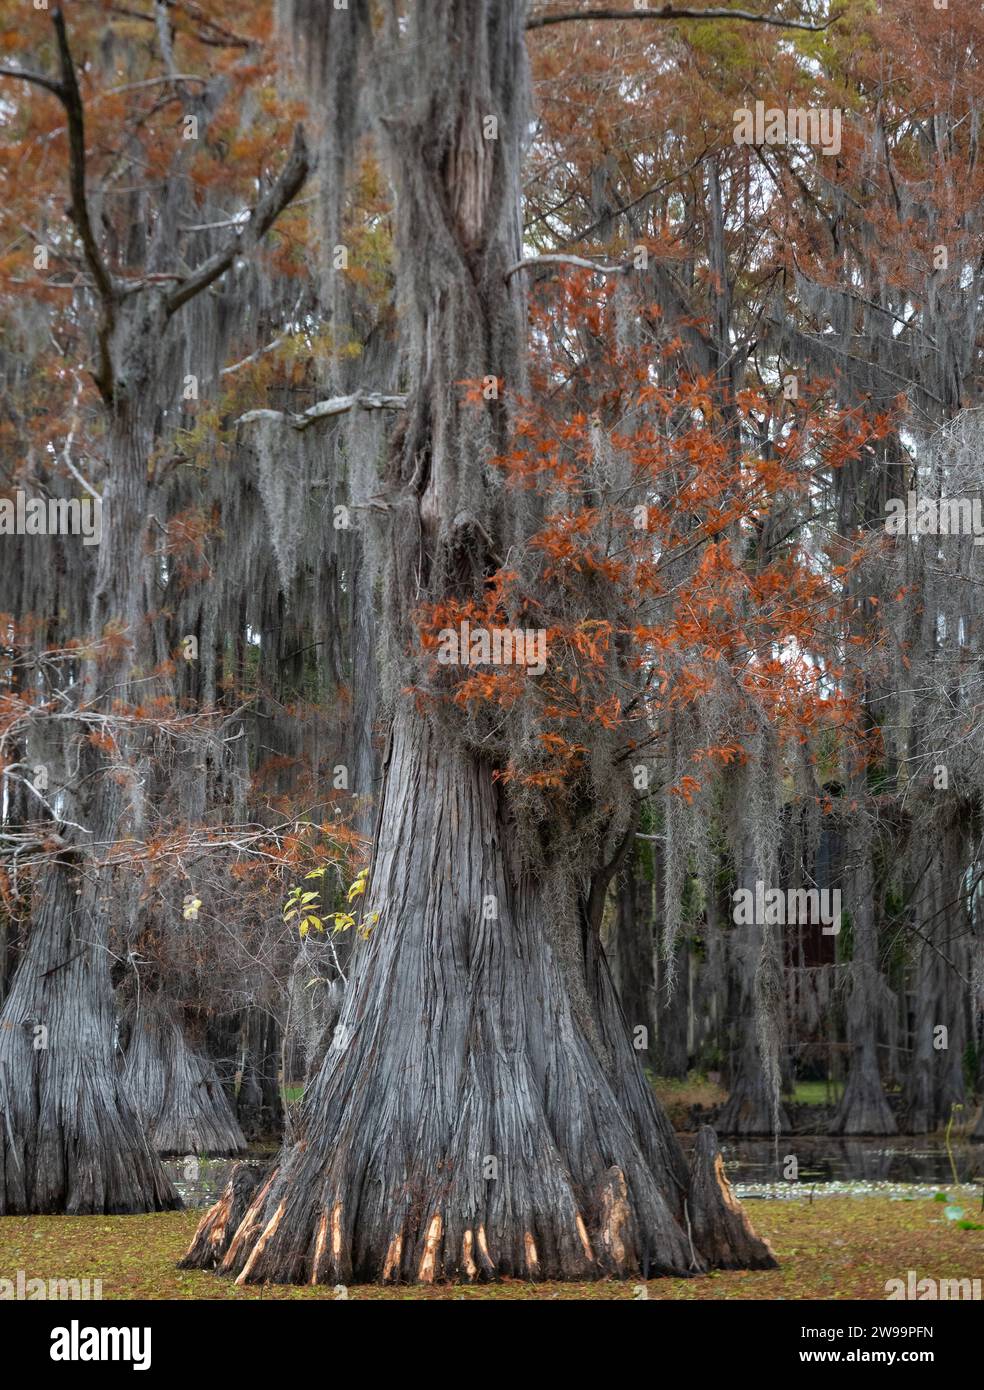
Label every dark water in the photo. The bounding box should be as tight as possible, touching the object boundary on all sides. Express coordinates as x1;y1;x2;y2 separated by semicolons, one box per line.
680;1134;984;1200
165;1137;984;1208
163;1156;267;1209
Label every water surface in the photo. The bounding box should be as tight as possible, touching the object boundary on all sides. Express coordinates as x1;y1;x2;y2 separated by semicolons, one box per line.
164;1136;984;1208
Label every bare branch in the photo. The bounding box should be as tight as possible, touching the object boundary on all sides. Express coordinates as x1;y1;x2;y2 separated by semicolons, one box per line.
104;73;208;95
172;0;254;50
220;294;304;375
6;12;119;397
504;252;632;280
294;391;407;429
0;65;65;98
165;124;310;315
92;0;254;50
526;5;836;34
52;8;115;308
236;390;408;431
154;0;178;79
182;195;317;233
61;370;102;503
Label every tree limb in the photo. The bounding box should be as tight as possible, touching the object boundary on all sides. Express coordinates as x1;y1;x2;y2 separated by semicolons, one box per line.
505;252;632;280
0;65;65;98
165;124;310;315
236;390;408;431
220;316;298;376
154;0;178;79
2;15;116;321
526;4;836;33
52;8;115;308
106;73;209;94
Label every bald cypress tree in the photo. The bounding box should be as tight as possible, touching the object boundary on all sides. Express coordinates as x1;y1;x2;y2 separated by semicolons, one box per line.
0;7;308;1213
184;0;777;1285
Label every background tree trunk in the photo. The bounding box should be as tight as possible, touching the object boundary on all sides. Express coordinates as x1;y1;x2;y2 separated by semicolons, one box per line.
123;995;246;1157
714;921;790;1137
831;826;896;1134
904;849;967;1133
715;845;789;1136
610;859;658;1071
0;302;180;1211
232;1009;283;1144
0;864;176;1213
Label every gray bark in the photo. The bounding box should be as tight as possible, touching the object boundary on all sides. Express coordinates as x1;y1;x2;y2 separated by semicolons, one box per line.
197;710;705;1281
688;1126;777;1270
0;864;176;1213
716;847;789;1136
0;294;180;1213
904;850;967;1132
123;996;246;1157
610;860;658;1071
831;826;896;1134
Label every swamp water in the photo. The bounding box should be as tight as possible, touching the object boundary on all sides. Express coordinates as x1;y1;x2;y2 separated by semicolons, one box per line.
164;1136;984;1209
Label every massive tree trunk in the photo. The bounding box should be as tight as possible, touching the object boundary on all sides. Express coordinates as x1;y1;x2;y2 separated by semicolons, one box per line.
0;864;176;1213
189;710;774;1282
226;712;697;1282
0;295;178;1213
184;0;772;1284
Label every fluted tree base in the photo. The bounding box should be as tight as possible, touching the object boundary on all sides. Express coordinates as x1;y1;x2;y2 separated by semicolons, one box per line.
124;995;246;1157
183;712;773;1285
0;864;178;1215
